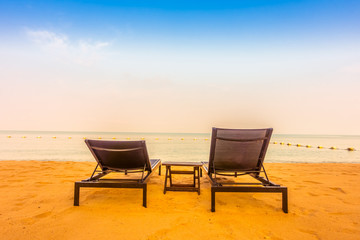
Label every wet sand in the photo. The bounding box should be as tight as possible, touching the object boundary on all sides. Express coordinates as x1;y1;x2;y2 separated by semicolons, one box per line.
0;161;359;240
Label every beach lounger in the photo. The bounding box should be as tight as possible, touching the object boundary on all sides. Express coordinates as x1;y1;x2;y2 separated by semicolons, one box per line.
74;140;161;207
202;128;288;213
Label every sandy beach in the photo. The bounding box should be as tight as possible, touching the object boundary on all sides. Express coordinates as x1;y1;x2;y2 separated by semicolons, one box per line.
1;161;359;240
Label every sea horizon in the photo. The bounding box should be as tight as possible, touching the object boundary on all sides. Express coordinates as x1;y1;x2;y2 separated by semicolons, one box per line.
2;129;360;138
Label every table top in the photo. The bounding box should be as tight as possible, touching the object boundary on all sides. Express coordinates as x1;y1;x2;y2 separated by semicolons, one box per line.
162;161;203;167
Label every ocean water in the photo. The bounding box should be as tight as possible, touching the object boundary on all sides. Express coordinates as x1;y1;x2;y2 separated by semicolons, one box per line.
0;131;359;163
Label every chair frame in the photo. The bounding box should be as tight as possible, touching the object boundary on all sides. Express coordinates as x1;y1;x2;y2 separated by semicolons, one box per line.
74;140;161;208
203;127;288;213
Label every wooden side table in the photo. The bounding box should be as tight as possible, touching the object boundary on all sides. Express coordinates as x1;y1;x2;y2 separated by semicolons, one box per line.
163;161;202;195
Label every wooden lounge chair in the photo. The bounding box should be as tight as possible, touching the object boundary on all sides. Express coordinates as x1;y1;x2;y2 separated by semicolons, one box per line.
74;140;161;207
202;128;288;213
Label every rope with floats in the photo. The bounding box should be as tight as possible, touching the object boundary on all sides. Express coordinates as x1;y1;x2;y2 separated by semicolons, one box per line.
272;142;356;151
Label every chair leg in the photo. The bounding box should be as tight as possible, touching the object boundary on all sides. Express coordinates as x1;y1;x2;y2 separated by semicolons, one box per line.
143;184;147;208
211;187;215;212
282;187;288;213
74;183;80;206
164;166;169;194
159;164;162;175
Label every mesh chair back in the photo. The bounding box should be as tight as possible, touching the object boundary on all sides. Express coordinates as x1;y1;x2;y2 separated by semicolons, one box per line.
208;128;273;174
85;140;152;172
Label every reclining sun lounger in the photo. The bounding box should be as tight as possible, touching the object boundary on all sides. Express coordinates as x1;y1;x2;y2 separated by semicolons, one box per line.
74;140;161;207
202;127;288;213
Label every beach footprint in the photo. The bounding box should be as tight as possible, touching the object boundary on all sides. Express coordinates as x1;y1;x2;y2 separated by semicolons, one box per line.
329;187;346;194
34;211;52;219
217;199;226;206
307;192;319;197
298;229;321;240
304;180;322;185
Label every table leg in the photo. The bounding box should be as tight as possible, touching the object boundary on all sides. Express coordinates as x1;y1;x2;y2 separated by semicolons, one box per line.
197;167;200;195
164;166;169;194
169;166;172;187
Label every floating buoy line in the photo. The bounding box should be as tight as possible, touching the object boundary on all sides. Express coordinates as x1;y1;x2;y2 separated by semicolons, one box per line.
5;136;357;151
272;142;356;151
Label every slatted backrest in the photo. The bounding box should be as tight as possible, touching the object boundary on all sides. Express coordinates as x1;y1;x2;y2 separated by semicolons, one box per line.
85;140;152;172
208;128;273;175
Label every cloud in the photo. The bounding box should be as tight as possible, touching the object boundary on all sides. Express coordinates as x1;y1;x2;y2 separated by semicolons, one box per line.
27;30;68;50
79;41;109;52
26;29;109;66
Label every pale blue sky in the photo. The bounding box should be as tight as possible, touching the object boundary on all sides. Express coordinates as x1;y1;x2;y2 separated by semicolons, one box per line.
1;1;360;134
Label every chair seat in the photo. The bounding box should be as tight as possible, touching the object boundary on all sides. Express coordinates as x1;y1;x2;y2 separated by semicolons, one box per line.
201;162;209;172
150;159;161;170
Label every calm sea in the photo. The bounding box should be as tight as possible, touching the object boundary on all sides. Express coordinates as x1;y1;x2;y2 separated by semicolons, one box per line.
0;131;359;163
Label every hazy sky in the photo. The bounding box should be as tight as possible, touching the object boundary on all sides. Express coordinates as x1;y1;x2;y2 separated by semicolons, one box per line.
1;0;360;134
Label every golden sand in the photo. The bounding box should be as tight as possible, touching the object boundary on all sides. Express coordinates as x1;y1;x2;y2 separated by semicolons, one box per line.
0;161;359;240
